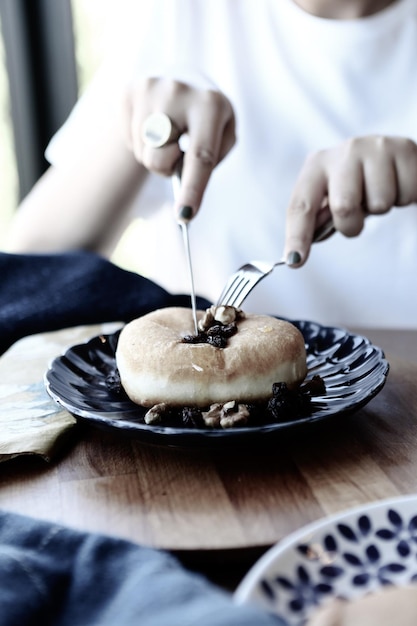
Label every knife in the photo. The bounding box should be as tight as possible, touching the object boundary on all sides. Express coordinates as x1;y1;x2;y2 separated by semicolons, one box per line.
172;157;199;336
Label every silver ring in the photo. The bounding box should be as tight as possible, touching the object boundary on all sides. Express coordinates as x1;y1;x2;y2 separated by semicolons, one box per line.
141;112;179;148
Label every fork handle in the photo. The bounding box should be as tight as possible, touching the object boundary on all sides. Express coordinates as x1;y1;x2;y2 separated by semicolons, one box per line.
313;219;335;243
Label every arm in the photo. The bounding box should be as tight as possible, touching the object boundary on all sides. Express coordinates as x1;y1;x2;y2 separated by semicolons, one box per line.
6;77;235;256
5;110;149;257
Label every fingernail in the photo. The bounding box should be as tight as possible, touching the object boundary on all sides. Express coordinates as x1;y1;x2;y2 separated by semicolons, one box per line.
286;251;302;266
178;205;193;222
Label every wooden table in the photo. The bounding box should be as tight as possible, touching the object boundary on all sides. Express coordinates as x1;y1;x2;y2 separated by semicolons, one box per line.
1;324;417;589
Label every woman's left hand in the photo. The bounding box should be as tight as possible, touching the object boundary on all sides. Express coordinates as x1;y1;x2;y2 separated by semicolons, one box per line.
284;135;417;266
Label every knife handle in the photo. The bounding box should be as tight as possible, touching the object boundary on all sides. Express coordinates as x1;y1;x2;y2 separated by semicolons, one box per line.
172;154;190;223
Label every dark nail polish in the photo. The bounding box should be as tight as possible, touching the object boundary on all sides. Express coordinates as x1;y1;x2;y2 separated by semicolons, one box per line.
178;205;193;221
286;251;302;266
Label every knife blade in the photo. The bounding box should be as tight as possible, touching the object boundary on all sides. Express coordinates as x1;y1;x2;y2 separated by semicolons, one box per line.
172;157;199;336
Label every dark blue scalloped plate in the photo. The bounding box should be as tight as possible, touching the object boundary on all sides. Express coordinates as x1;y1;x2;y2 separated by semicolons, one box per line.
235;494;417;626
44;320;389;447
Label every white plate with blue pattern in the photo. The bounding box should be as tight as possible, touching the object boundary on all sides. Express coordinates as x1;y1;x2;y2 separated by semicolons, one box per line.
235;494;417;626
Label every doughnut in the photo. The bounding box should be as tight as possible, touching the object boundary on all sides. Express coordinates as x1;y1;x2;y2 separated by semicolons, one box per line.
115;306;307;408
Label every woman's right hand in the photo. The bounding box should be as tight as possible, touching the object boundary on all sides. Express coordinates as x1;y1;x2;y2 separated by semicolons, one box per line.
283;135;417;266
122;77;236;221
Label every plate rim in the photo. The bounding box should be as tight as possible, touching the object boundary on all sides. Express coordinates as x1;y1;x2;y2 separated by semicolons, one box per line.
234;492;417;606
44;319;390;443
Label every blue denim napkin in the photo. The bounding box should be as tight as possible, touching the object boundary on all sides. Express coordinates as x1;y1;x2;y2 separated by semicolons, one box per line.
0;251;211;355
0;253;287;625
0;510;285;626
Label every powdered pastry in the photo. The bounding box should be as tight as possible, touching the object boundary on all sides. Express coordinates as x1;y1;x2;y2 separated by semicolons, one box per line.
115;306;307;408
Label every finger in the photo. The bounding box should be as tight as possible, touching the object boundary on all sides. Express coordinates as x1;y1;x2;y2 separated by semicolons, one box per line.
141;142;183;177
362;145;397;214
128;81;186;163
284;155;328;266
218;115;237;162
327;149;365;237
393;139;417;206
130;104;185;175
313;200;334;241
173;91;235;219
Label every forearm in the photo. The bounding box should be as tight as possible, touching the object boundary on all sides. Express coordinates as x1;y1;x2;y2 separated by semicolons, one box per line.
5;126;148;257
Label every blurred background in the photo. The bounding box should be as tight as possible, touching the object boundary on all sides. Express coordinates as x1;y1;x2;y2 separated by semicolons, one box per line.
0;0;117;249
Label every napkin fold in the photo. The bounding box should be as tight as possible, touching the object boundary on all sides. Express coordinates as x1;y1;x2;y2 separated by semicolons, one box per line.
0;251;210;356
0;251;211;461
0;509;285;626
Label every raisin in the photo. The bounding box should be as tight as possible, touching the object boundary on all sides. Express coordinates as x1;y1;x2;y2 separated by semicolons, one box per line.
267;382;312;422
182;407;204;428
267;395;291;422
246;403;266;424
206;324;223;336
271;382;289;397
221;322;237;337
182;319;237;348
182;332;208;344
301;375;326;396
105;370;121;392
207;334;227;348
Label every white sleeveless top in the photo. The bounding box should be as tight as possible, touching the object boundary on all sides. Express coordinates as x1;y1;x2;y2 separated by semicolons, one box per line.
47;0;417;329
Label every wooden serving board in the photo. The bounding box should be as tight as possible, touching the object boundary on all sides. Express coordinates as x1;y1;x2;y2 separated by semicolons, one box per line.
1;326;417;554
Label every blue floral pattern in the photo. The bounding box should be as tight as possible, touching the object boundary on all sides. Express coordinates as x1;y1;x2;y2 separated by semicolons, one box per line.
237;496;417;626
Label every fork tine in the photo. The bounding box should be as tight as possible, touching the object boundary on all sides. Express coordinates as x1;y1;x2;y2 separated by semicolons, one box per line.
218;273;260;307
226;279;257;307
216;219;335;309
217;273;248;307
218;260;278;307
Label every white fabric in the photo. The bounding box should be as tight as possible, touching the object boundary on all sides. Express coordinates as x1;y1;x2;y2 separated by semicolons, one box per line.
46;0;417;328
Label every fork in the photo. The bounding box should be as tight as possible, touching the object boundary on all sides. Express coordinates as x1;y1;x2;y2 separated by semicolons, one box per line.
217;219;335;308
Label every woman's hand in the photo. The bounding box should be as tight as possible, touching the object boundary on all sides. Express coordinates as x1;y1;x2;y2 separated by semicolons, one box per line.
122;77;236;220
284;135;417;266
